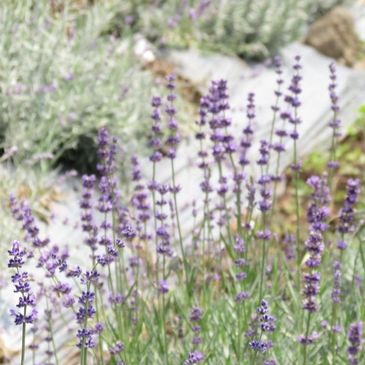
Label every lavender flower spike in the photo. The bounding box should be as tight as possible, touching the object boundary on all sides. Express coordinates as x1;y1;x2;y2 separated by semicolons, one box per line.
348;322;363;365
184;351;204;364
8;241;37;326
8;240;37;365
327;62;341;171
338;178;360;235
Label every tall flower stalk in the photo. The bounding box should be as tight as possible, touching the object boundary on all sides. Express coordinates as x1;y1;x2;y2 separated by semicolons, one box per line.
8;241;37;365
267;56;283;174
149;94;164;290
327;62;341;186
256;140;272;301
330;178;360;363
285;55;303;284
300;175;329;365
164;75;189;292
270;57;286;216
347;322;363;365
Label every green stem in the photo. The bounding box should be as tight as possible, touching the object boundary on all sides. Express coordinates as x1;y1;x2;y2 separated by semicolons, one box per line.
293;140;301;285
330;241;344;364
152;162;159;287
259;213;268;302
46;300;60;365
20;306;27;365
170;158;189;293
162;255;169;365
302;312;312;365
80;282;91;365
327;110;338;189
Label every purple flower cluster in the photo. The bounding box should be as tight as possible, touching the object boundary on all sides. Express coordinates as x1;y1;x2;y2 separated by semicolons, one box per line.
249;300;276;353
338;178;360;235
75;286;99;349
206;79;235;161
283;56;302;172
327;62;341;170
239;93;255;168
149;96;163;163
165;75;180;159
257;141;272;215
282;233;295;261
9;194;49;248
156;184;173;260
348;322;363;365
306;175;330;233
80;175;98;252
37;244;69;278
8;241;37;325
109;340;124;356
189;307;203;346
97;127;118;177
331;261;342;304
196;95;212;196
233;236;249;303
302;176;330;313
298;331;320;345
184;350;204;364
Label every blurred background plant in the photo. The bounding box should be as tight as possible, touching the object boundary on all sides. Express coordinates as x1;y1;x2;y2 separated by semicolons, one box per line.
103;0;352;60
0;0;154;173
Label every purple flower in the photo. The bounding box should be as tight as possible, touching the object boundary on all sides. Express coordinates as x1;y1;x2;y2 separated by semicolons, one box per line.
76;328;96;349
206;80;233;161
283;233;295;260
76;291;96;323
184;351;204;364
249;339;272;353
80;175;98;252
264;360;277;365
235;291;249;303
75;270;101;350
331;261;341;304
190;307;203;322
348;322;363;365
257;141;272;215
63;295;75;308
257;140;270;167
165;74;180;159
149;96;163;163
297;331;320;345
302;176;329;313
239;93;255;167
8;241;37;326
159;280;169;294
187;306;204;350
9;197;49;248
8;241;26;268
249;300;276;354
284;56;303;171
327;62;341;170
338;179;360;234
109;341;124;356
189;0;211;20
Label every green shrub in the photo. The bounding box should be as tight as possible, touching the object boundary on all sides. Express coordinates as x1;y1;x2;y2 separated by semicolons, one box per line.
0;0;152;169
106;0;352;59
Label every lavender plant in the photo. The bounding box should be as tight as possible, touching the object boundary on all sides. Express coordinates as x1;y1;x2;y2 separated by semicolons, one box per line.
0;0;153;170
106;0;352;60
4;61;365;365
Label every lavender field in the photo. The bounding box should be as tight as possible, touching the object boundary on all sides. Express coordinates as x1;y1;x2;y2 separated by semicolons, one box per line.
1;1;365;365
